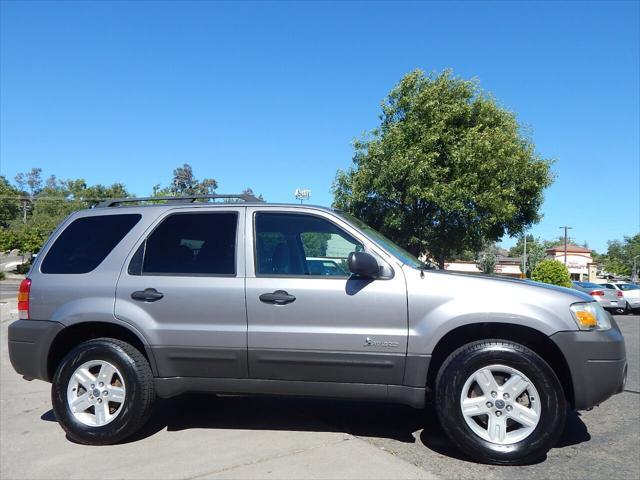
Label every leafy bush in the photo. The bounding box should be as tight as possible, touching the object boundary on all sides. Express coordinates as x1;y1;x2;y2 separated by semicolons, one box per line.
531;259;572;288
0;271;5;281
15;262;31;274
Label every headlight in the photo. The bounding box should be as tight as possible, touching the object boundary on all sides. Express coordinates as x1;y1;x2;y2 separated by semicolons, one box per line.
570;302;611;331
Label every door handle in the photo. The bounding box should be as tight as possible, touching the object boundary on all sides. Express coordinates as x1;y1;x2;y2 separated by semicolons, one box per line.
259;290;296;305
131;288;164;302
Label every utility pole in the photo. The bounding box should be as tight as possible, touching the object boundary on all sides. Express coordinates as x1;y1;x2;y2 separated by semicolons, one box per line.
559;226;573;265
522;234;527;278
20;197;29;223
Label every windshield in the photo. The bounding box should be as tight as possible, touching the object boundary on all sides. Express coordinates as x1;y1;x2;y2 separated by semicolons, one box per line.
338;212;428;269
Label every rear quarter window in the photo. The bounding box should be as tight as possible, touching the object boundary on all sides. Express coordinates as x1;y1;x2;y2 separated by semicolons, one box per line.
41;214;141;274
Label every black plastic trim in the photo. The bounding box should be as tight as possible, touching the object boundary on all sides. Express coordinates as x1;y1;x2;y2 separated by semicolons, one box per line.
154;377;425;407
550;321;627;410
403;354;431;387
151;346;248;378
8;320;64;382
248;349;406;384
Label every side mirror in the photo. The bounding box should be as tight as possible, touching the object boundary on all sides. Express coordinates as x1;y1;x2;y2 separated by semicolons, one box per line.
348;251;380;278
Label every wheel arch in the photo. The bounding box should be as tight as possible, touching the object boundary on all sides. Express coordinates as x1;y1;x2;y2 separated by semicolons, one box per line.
47;321;157;381
426;322;575;407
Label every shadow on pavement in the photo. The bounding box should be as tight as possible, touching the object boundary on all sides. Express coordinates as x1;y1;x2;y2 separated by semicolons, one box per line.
41;393;591;462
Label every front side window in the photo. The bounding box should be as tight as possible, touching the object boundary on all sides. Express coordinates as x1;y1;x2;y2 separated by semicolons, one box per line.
42;214;141;274
255;212;362;277
135;212;237;276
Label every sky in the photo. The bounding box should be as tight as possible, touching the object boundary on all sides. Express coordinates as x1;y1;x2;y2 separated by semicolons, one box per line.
1;0;638;253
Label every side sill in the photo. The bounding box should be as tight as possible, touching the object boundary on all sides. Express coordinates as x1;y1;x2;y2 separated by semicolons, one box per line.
154;377;426;408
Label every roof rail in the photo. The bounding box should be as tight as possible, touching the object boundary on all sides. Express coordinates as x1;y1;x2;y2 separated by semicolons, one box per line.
96;193;264;208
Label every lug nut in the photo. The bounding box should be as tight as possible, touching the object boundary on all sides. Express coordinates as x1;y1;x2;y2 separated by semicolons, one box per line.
486;401;493;408
99;382;104;387
506;405;513;412
91;384;95;389
97;398;102;404
496;410;502;416
103;391;108;396
89;395;93;399
491;391;497;398
503;393;510;400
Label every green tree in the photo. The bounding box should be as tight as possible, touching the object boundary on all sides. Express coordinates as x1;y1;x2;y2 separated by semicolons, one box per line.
14;168;43;196
476;242;499;274
170;164;218;195
531;259;572;287
508;234;548;277
601;234;640;276
301;232;331;257
333;69;554;268
0;169;132;254
0;176;21;228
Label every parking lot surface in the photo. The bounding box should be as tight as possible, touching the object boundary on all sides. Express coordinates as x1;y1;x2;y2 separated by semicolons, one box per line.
1;276;638;479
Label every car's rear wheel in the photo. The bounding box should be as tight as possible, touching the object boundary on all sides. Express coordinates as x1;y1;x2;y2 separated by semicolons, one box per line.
435;340;566;465
51;338;155;445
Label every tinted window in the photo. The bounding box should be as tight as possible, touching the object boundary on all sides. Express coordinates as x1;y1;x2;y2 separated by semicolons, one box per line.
42;214;141;274
141;212;237;275
619;284;640;291
255;213;362;276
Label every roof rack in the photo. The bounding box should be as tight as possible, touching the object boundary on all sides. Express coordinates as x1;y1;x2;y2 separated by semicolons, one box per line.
96;193;264;208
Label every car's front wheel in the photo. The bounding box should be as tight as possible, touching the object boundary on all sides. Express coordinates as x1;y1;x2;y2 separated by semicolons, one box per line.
435;340;566;465
51;338;155;445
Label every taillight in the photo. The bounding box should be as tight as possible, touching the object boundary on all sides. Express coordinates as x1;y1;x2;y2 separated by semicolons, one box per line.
18;278;31;320
590;290;605;296
616;291;624;297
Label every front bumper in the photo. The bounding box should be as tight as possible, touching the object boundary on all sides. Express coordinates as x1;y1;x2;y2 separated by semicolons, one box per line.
551;319;627;410
8;320;64;382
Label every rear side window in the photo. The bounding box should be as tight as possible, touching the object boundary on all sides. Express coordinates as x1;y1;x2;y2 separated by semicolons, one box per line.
134;212;237;276
42;214;141;274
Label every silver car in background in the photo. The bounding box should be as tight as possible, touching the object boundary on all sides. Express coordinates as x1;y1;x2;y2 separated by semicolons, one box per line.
604;283;640;313
571;281;625;313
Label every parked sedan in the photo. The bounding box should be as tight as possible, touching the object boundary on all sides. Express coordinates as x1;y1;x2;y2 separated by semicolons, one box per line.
604;283;640;312
571;281;626;313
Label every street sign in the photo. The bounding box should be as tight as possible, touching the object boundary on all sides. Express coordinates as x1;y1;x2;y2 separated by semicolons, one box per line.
294;189;311;202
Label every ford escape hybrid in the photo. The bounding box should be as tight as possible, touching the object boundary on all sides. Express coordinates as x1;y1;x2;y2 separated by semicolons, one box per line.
8;194;627;465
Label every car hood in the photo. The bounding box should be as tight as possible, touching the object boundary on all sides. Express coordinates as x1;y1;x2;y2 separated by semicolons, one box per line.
404;267;592;334
418;268;593;303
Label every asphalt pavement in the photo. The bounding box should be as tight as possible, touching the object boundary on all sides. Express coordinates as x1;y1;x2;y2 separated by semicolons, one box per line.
0;277;638;479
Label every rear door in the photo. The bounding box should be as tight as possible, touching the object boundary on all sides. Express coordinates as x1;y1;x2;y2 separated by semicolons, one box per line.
244;207;408;385
115;207;248;379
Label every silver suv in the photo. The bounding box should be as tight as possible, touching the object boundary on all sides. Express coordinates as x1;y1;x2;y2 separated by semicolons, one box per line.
8;194;627;465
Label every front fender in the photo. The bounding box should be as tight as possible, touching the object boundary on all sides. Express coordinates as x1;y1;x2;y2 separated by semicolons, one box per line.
404;267;579;355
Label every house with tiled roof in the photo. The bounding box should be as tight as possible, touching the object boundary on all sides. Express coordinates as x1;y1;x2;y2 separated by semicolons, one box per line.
545;244;596;281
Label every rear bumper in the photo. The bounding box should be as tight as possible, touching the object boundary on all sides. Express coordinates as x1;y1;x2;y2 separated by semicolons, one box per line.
550;319;627;410
8;320;64;382
596;298;623;310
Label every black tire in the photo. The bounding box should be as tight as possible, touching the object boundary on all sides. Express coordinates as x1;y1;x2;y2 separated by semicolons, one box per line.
51;338;155;445
434;340;566;465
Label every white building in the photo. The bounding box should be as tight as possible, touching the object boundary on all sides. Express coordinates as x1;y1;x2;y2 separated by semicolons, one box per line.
545;244;594;281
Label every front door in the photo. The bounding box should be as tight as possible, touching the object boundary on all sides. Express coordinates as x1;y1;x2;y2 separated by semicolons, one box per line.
245;208;408;385
115;207;248;379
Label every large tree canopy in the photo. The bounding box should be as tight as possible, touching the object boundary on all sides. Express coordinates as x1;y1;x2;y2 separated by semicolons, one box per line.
333;69;554;267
